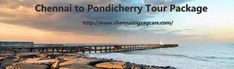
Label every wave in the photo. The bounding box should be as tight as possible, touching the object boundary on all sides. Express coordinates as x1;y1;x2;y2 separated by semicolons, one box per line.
87;52;234;69
156;53;234;64
203;56;234;60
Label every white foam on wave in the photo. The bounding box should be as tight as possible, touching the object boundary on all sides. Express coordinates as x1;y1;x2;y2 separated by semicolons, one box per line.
87;53;234;69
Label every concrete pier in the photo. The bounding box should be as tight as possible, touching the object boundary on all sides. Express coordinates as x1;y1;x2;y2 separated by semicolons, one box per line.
12;44;178;53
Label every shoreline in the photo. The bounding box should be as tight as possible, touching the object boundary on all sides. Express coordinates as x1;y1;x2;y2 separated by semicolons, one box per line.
86;54;176;69
0;52;176;69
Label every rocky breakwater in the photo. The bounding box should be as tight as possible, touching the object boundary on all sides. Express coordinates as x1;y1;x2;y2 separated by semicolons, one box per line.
0;52;176;69
90;60;176;69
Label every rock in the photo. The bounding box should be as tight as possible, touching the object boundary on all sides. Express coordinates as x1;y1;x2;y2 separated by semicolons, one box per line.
147;66;177;69
0;52;177;69
63;56;79;61
1;61;14;68
16;52;40;58
59;63;98;69
71;57;98;65
77;57;98;64
164;66;176;69
0;53;15;59
19;58;58;65
88;59;112;66
18;58;41;64
59;57;98;69
0;57;5;61
47;53;62;59
59;57;97;66
51;60;60;69
143;67;161;69
39;54;48;58
7;64;48;69
95;62;126;69
33;59;58;65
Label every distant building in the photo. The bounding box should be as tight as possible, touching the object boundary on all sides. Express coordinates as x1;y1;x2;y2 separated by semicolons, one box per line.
0;41;34;48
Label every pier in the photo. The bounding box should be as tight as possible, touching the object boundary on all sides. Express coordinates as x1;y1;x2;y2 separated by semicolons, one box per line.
12;44;178;53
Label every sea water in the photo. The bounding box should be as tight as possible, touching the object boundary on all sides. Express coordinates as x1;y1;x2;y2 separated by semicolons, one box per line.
87;44;234;69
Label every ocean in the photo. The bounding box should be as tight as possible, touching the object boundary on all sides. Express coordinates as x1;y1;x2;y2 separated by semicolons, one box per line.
87;44;234;69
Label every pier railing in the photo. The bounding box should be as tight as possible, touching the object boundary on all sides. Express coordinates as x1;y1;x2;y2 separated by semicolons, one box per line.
12;44;178;53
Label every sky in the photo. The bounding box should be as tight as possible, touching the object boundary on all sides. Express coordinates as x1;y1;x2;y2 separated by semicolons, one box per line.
0;0;233;44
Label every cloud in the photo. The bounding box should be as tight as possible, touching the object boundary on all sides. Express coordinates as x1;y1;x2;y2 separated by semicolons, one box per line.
0;0;191;36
